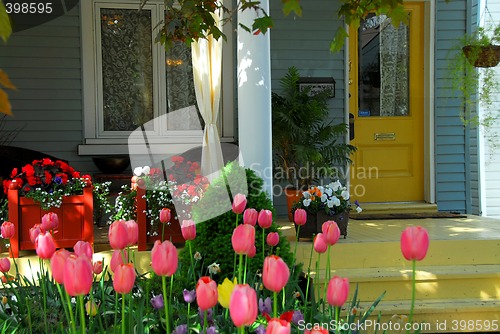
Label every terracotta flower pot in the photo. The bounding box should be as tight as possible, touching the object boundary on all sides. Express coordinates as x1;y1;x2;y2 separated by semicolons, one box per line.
284;188;302;222
8;184;94;258
135;186;185;251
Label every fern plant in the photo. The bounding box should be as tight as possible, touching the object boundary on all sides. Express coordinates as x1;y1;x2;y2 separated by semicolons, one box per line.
272;66;356;189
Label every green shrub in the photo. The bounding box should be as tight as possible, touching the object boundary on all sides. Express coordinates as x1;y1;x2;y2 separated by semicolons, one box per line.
178;162;294;285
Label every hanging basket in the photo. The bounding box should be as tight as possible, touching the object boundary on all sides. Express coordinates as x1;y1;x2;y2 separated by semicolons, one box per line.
462;44;500;67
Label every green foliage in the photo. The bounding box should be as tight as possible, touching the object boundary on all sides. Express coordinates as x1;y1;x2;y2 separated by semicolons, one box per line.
272;67;357;189
178;162;294;285
0;2;11;43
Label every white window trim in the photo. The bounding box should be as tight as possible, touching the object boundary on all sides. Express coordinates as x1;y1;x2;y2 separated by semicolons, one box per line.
79;0;234;155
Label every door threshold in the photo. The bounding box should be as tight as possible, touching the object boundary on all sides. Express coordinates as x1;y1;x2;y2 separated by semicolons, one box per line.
356;202;438;214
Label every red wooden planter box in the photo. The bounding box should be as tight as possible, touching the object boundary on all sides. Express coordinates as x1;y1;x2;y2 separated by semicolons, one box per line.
136;186;184;251
8;185;94;258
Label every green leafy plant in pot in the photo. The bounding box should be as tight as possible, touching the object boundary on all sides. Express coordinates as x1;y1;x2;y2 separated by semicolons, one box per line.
272;66;356;220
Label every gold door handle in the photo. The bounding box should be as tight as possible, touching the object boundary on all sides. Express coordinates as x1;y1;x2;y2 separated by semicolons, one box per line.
374;132;396;141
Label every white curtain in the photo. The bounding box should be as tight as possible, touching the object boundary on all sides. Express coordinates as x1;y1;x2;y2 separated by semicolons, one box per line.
380;18;409;116
191;10;224;179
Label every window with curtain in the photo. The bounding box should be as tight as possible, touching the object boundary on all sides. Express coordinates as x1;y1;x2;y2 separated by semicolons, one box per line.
96;3;202;137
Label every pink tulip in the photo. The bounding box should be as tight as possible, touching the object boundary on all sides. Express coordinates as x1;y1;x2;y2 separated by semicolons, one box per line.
266;318;291;334
327;276;349;307
108;220;128;250
110;250;128;273
232;193;247;214
51;249;71;284
74;240;93;259
248;244;256;258
313;233;328;253
231;224;255;256
93;260;103;275
294;209;307;226
159;208;171;223
263;255;289;292
36;232;56;259
181;219;196;241
0;258;10;273
41;212;59;232
322;220;340;245
258;209;273;229
151;240;178;277
243;208;258;226
266;232;279;247
113;263;136;294
229;284;258;327
196;276;218;311
1;221;14;239
304;325;329;334
29;224;41;244
401;226;430;261
125;220;139;246
63;254;93;296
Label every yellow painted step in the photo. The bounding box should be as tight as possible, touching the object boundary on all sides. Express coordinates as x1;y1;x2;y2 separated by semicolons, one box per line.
355;202;438;214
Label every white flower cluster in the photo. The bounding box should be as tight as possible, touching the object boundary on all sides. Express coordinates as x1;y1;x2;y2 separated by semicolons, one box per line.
301;181;350;209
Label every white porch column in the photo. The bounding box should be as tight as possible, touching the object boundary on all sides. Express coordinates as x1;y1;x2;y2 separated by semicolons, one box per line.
237;1;273;198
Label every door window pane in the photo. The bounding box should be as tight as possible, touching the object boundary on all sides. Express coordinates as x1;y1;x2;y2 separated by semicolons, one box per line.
100;8;154;131
358;14;409;117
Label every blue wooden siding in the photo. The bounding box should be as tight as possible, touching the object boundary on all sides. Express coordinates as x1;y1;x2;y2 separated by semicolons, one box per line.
0;4;91;173
269;0;344;215
435;0;477;213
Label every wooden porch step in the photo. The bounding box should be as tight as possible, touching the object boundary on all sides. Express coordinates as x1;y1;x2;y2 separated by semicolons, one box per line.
355;202;438;214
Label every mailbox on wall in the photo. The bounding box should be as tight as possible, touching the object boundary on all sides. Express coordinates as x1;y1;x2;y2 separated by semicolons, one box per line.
298;77;336;98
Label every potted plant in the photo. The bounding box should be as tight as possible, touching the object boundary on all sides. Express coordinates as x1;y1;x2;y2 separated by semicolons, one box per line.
272;67;356;220
3;158;95;257
461;24;500;68
448;22;500;129
292;180;362;239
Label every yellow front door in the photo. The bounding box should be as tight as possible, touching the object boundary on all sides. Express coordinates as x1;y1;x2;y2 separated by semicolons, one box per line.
349;3;424;203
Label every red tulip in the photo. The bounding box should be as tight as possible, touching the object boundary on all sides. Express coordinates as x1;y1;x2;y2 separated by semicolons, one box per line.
313;233;328;253
63;254;93;296
196;276;218;311
159;208;171;223
229;284;258;327
74;240;93;259
113;263;136;294
0;258;10;273
41;212;59;231
231;224;255;255
401;226;430;261
151;240;178;277
266;318;291;334
93;260;103;275
327;276;349;307
125;220;139;246
29;224;41;244
266;232;279;247
258;209;273;229
321;220;340;245
181;219;196;241
36;232;56;259
243;208;258;226
108;220;128;250
1;221;14;239
232;193;247;214
51;249;70;284
110;250;128;273
263;255;289;292
294;209;307;226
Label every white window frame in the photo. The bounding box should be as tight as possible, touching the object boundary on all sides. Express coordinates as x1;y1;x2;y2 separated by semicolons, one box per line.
79;0;234;155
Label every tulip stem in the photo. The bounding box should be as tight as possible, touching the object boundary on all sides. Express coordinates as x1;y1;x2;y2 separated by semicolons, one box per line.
162;276;171;334
273;291;278;318
243;254;248;284
239;326;244;334
39;258;48;334
335;306;340;334
292;225;300;274
121;294;126;334
66;291;76;334
408;259;416;333
79;296;86;334
162;222;165;241
56;283;71;329
262;231;265;263
203;310;208;334
305;239;314;306
188;241;196;287
324;245;331;304
238;253;243;284
187;303;191;332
